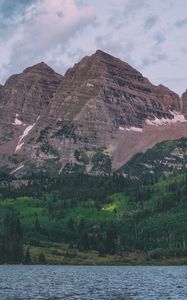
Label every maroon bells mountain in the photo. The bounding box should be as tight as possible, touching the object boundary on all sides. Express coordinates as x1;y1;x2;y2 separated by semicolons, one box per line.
182;89;187;118
0;50;187;174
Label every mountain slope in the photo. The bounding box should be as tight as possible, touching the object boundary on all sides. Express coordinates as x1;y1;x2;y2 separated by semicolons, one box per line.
0;63;63;167
0;50;187;174
0;62;62;124
119;137;187;181
182;89;187;117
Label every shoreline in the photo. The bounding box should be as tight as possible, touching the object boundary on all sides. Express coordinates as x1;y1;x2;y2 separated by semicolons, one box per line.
1;259;187;266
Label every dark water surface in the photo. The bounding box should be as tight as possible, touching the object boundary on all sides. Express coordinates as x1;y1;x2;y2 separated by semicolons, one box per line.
0;265;186;300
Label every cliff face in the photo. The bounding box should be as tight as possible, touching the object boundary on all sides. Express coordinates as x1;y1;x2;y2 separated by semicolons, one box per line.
0;63;63;166
182;90;187;117
50;50;181;127
119;137;187;180
0;62;62;124
0;50;186;174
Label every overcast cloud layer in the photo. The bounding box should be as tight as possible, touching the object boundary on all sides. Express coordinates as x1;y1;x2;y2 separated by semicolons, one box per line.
0;0;187;95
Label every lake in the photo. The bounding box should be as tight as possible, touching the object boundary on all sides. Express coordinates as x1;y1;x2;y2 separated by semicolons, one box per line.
0;265;186;299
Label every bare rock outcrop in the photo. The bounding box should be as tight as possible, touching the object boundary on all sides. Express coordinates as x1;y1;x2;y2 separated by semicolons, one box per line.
182;89;187;117
0;62;62;124
0;50;186;174
0;62;63;163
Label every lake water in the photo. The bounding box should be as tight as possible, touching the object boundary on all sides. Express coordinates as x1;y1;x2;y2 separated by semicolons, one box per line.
0;265;186;299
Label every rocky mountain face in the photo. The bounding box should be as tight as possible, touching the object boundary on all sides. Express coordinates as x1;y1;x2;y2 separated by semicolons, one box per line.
119;137;187;181
182;90;187;117
0;63;62;162
0;50;187;175
50;50;180;125
0;62;62;122
0;84;2;97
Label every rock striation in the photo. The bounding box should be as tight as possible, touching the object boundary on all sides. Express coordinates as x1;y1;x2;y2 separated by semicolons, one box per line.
50;50;181;128
0;50;186;174
0;62;62;123
182;90;187;117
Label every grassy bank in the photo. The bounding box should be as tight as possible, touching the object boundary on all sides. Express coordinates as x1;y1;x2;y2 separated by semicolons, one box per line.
24;242;187;266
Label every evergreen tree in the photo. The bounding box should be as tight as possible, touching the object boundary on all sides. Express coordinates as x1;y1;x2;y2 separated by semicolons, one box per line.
38;252;46;264
67;218;76;242
105;223;117;254
78;231;89;251
35;217;41;233
24;247;32;264
2;211;23;263
78;218;86;236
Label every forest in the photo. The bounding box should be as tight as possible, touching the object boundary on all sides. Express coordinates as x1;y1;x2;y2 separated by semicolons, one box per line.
0;169;187;264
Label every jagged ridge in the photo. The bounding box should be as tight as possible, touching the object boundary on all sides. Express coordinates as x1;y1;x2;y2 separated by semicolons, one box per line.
0;50;186;174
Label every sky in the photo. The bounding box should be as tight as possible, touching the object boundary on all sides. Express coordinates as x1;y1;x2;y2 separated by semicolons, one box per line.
0;0;187;95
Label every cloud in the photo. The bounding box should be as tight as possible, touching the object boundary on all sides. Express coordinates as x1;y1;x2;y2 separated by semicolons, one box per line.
154;33;166;44
175;18;187;28
95;34;135;65
0;0;187;95
19;0;94;53
0;0;95;81
144;16;158;30
140;52;168;69
124;0;147;20
0;0;35;17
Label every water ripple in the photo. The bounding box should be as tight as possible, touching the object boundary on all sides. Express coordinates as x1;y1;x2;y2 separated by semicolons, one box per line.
0;265;186;300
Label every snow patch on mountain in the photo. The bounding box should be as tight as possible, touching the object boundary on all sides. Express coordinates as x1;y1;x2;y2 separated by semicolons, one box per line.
146;111;187;126
119;126;143;133
126;127;143;133
15;116;40;152
12;114;23;126
11;164;24;174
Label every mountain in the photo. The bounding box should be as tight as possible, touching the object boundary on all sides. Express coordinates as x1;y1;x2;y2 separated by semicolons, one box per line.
0;50;187;175
0;62;63;169
119;137;187;181
0;62;62;122
182;89;187;117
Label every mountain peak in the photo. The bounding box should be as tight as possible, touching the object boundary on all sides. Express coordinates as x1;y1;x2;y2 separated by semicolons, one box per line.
0;50;186;175
92;49;111;58
65;49;142;82
23;62;58;75
90;49;123;64
88;49;144;79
